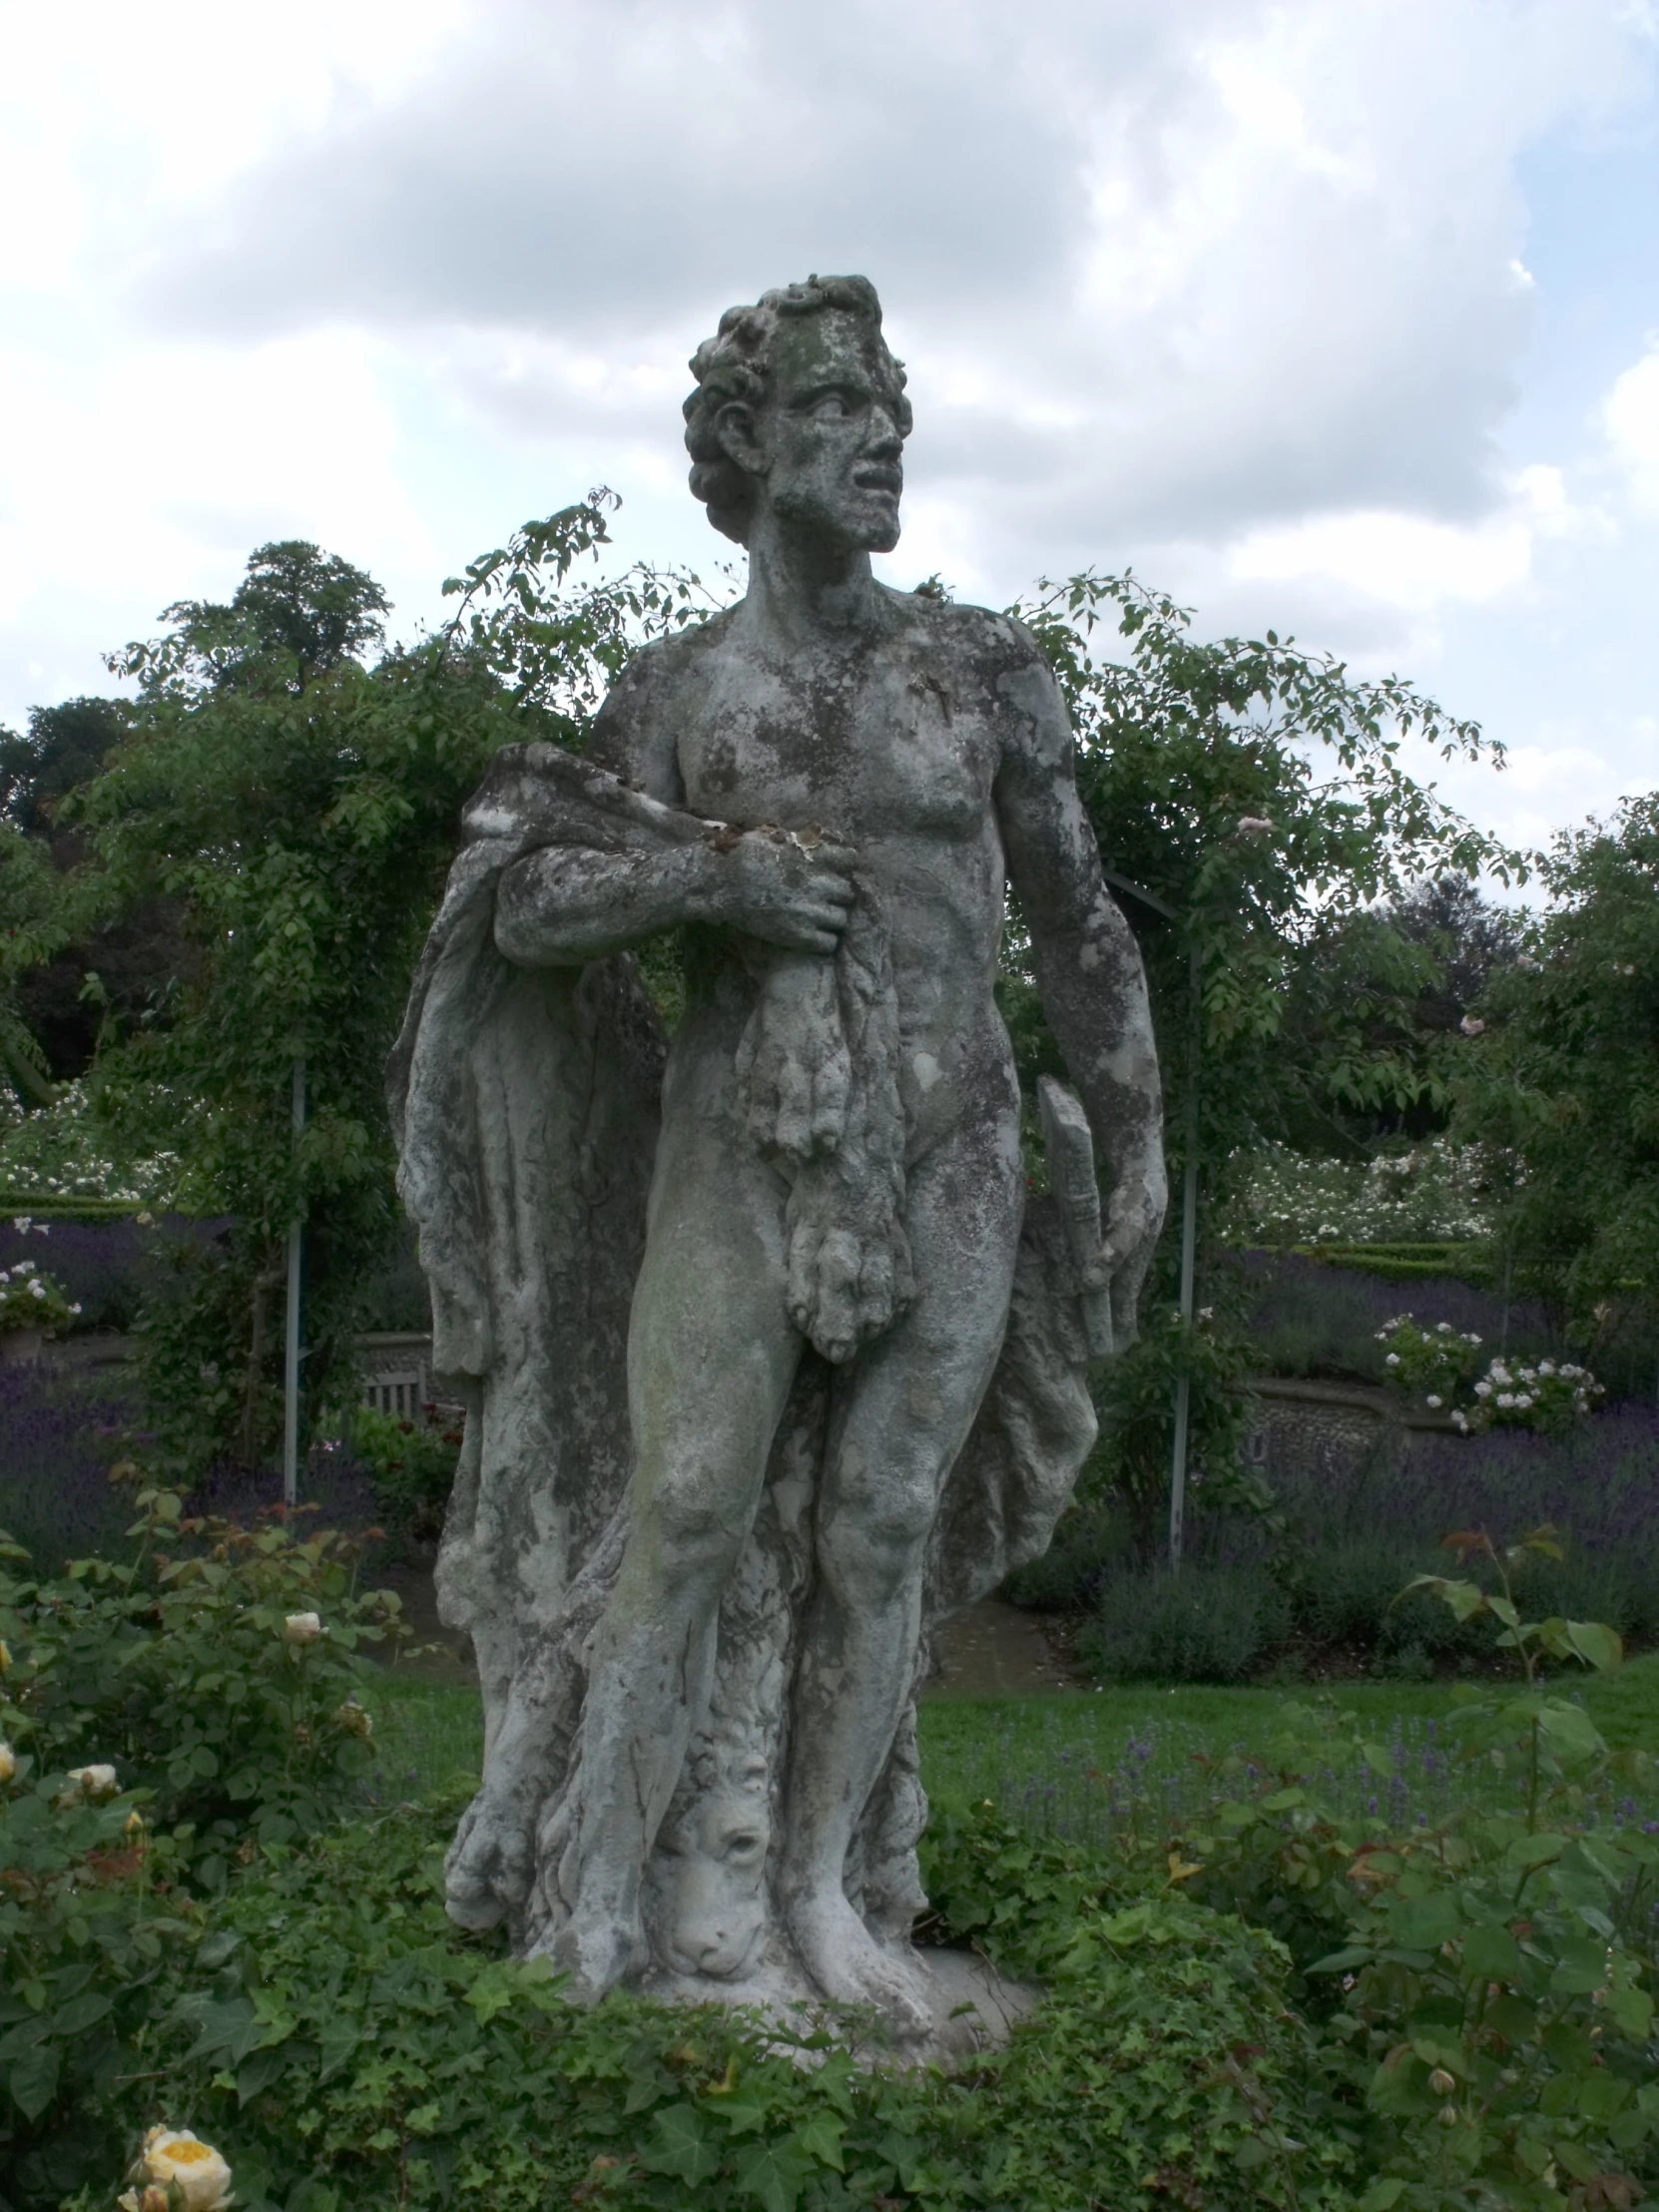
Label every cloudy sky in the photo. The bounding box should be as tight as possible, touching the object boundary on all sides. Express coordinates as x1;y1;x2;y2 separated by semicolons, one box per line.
1;0;1655;860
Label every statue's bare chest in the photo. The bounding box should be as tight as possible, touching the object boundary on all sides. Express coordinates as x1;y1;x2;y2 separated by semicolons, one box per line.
672;646;1001;845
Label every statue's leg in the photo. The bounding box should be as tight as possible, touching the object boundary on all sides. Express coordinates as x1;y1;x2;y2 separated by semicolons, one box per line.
782;1103;1023;2030
554;1105;802;1998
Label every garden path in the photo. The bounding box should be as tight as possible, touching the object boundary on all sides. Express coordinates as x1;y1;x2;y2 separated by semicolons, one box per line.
376;1568;1084;1698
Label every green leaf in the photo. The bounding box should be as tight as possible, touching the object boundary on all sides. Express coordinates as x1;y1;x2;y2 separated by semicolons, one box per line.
6;2036;61;2121
733;2138;813;2212
795;2113;845;2173
1461;1924;1520;1981
640;2104;721;2184
1537;1702;1605;1763
51;1991;112;2036
1358;2182;1407;2211
1564;1619;1622;1671
1387;1894;1460;1950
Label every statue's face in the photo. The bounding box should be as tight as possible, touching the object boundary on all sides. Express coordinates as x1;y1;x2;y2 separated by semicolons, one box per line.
740;309;906;555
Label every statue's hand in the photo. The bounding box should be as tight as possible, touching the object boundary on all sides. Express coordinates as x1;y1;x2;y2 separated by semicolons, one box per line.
1100;1150;1169;1350
718;829;858;953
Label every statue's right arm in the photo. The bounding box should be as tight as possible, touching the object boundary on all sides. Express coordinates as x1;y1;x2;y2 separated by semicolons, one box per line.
494;651;855;966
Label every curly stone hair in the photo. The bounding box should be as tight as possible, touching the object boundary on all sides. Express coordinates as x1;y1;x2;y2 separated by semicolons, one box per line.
683;275;911;545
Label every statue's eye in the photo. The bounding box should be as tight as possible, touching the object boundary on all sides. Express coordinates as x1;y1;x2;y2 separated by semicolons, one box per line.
725;1831;763;1861
812;392;853;420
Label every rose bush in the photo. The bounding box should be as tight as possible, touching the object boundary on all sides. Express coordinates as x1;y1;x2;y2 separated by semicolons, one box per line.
1377;1312;1605;1435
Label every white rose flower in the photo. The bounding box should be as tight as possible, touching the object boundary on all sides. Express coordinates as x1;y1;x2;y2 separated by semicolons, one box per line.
1385;1354;1400;1369
1474;1381;1492;1398
67;1762;118;1800
1515;1392;1533;1409
1538;1361;1555;1377
1425;1394;1443;1409
137;2126;235;2212
282;1611;323;1646
1496;1392;1515;1409
1451;1410;1469;1432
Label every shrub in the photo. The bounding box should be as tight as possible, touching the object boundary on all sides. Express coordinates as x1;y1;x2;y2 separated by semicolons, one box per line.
1378;1313;1605;1434
0;1479;405;1885
1082;1560;1294;1682
347;1405;459;1549
49;1790;1355;2212
0;1256;79;1338
1169;1542;1659;2208
0;1727;205;2212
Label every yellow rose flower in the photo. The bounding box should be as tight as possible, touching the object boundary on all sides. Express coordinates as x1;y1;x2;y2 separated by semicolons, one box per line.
138;2125;235;2211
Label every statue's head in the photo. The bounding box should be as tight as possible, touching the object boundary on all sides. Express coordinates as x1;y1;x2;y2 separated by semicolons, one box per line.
684;275;912;553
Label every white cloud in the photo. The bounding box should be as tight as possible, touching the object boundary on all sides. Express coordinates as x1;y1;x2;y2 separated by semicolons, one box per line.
1222;464;1588;621
1602;340;1659;508
0;0;1654;849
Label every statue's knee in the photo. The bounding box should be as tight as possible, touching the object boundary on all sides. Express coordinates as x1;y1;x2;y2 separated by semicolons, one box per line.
644;1476;747;1585
821;1476;933;1594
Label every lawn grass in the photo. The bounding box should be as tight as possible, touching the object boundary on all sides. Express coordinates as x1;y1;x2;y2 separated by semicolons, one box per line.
360;1651;1659;1830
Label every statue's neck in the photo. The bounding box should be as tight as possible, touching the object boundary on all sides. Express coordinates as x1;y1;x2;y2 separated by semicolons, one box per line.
739;511;882;651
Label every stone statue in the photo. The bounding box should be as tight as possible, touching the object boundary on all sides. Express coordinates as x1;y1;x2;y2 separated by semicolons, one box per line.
389;275;1166;2044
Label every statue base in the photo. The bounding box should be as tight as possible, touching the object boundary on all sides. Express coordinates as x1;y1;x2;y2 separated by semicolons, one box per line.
639;1944;1039;2067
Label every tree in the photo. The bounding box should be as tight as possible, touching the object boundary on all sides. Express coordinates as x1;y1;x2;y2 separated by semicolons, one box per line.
134;540;391;697
62;496;711;1469
1454;792;1659;1390
0;697;132;838
1005;571;1519;1539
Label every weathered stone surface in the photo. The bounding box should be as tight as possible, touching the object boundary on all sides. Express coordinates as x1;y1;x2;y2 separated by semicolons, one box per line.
390;275;1165;2049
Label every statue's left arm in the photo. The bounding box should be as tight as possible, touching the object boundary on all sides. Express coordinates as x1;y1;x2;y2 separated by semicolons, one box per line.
993;637;1168;1343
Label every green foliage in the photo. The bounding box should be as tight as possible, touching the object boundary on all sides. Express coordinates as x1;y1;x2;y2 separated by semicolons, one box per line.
0;822;73;1111
1080;1560;1295;1684
347;1405;460;1548
1088;1300;1265;1541
0;1477;399;2205
50;1792;1351;2212
0;1480;403;1883
1;697;133;840
40;497;719;1474
1455;792;1659;1360
1015;570;1516;1164
1151;1538;1659;2209
0;1730;205;2210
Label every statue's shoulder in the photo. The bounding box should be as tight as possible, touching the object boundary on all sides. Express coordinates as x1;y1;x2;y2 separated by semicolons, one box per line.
885;588;1052;687
616;605;742;696
592;608;740;779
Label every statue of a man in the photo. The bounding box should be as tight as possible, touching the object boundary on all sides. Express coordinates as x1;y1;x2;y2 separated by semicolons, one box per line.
392;275;1165;2039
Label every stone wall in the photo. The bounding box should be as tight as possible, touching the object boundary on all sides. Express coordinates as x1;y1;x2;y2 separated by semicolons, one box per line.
1245;1375;1452;1491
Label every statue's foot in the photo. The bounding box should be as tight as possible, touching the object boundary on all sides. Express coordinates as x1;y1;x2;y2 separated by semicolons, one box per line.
444;1782;537;1931
787;1886;931;2040
547;1908;640;2005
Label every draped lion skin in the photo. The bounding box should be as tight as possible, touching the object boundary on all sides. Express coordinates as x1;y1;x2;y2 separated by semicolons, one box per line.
390;276;1166;2042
